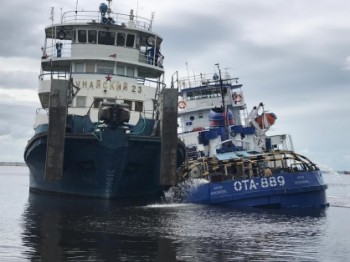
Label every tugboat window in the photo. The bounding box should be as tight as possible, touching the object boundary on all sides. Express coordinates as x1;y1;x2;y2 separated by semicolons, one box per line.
187;92;194;100
94;98;103;108
190;116;195;121
123;100;132;110
86;62;95;73
107;98;116;103
97;62;114;74
75;63;84;73
98;31;115;45
76;96;86;107
135;101;143;112
126;67;134;77
126;34;135;47
117;33;126;46
117;65;125;75
78;30;87;43
88;30;97;43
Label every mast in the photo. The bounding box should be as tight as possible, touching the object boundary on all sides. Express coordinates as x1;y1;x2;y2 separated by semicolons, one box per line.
215;63;226;109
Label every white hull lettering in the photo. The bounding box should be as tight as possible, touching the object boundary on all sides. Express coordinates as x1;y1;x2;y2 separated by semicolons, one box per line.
233;176;286;192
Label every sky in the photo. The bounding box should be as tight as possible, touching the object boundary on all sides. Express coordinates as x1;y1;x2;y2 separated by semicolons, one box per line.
0;0;349;171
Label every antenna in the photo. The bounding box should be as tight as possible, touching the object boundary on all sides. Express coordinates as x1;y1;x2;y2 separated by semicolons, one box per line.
75;0;78;14
186;62;191;87
50;7;54;57
215;63;226;109
50;7;54;22
149;12;155;30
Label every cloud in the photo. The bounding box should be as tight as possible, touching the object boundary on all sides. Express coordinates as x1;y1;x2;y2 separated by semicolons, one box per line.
0;0;349;170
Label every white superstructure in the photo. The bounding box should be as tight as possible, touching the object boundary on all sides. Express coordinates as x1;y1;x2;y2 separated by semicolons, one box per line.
36;1;165;128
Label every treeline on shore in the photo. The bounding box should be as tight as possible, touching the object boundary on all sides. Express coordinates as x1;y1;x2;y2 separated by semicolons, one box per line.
0;162;27;166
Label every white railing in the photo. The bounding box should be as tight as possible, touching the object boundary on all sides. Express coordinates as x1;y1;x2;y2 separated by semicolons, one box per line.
61;11;153;31
178;73;239;91
42;42;164;69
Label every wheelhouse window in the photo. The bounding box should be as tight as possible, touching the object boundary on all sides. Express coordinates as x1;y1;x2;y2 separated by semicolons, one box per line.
98;31;115;45
126;67;134;77
106;98;116;103
75;62;84;73
86;62;95;73
126;34;135;47
117;65;125;75
88;30;97;43
96;62;114;74
187;92;194;100
76;96;86;107
117;33;126;46
94;98;103;108
123;100;132;110
135;101;143;112
78;30;87;43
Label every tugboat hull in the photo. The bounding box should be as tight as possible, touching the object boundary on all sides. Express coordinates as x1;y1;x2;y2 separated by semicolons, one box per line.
185;171;328;208
25;130;163;199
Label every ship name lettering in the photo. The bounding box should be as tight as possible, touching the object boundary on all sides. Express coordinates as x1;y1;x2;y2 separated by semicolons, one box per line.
74;80;142;94
233;176;285;192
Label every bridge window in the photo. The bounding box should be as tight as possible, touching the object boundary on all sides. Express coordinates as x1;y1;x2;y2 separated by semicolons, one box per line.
106;98;116;103
123;100;132;110
76;96;86;107
117;33;126;46
97;62;114;74
126;67;134;77
75;63;84;73
135;101;143;112
187;92;194;100
78;30;87;43
94;98;103;108
126;34;135;47
86;62;95;73
117;65;125;75
88;30;97;43
98;31;115;45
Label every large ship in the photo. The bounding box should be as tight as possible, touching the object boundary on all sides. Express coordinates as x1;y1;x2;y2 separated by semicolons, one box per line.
174;67;328;208
24;1;186;199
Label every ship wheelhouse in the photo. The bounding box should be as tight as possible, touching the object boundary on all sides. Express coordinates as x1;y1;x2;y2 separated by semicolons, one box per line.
37;8;165;126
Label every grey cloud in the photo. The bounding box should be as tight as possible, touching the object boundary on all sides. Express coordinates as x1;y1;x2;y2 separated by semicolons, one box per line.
0;71;37;90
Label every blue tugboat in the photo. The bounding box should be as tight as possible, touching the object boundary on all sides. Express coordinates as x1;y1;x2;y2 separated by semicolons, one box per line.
174;66;328;208
24;1;185;199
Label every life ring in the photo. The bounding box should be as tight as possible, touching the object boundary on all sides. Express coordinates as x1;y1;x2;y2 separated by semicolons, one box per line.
232;93;242;104
178;100;186;109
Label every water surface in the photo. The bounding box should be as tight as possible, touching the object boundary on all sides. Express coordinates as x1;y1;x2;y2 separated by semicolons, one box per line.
0;166;349;261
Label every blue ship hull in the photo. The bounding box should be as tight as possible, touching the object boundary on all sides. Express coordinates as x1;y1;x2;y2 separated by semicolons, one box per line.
184;171;328;208
24;126;165;199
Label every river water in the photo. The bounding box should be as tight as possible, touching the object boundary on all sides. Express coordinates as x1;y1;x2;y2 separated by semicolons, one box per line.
0;166;349;261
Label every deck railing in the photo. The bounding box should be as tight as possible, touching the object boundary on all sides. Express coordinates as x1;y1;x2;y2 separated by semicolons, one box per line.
61;11;152;31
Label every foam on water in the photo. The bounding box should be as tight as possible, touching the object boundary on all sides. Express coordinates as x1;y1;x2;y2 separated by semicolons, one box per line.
163;178;209;203
145;203;193;208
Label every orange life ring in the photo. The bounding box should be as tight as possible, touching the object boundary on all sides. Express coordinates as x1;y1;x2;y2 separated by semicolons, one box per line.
178;100;186;109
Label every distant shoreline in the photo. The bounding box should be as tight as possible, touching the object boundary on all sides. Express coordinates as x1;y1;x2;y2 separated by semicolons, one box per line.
0;162;27;167
0;163;348;174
